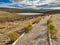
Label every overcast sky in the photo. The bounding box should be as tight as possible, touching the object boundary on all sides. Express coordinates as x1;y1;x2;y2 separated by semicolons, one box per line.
0;0;60;9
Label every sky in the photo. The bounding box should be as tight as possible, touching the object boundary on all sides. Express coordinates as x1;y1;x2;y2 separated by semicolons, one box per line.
0;0;60;9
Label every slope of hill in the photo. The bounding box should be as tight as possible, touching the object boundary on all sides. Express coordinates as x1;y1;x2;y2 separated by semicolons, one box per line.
0;10;43;45
0;11;42;23
0;7;60;14
0;7;52;13
0;11;18;18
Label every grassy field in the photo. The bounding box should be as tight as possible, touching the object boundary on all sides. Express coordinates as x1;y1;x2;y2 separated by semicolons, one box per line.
0;10;44;45
0;7;60;45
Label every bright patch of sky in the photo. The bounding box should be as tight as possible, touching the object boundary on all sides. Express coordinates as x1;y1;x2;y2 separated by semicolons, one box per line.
0;0;11;3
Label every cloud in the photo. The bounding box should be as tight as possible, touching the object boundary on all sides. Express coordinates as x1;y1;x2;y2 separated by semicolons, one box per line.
0;0;60;9
11;0;58;5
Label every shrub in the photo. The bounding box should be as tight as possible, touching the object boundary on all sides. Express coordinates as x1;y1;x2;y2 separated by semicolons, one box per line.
48;23;55;30
47;16;57;40
8;31;20;41
47;16;52;24
24;26;32;33
48;23;57;34
33;18;41;24
24;22;33;33
50;29;57;34
28;22;33;27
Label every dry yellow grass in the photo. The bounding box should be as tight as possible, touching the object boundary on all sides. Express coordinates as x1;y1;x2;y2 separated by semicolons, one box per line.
0;11;44;45
0;11;21;18
47;16;57;40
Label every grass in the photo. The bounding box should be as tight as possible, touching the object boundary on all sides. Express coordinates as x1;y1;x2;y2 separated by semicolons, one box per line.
24;22;33;33
47;16;57;40
0;10;44;45
47;16;52;24
33;17;41;24
50;29;57;34
48;23;55;30
24;16;44;33
8;31;20;41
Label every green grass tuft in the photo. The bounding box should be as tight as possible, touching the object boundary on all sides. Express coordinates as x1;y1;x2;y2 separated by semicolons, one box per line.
8;31;20;41
24;22;33;33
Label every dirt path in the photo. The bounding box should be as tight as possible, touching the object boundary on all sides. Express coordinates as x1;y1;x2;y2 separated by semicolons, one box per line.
13;16;50;45
52;14;60;45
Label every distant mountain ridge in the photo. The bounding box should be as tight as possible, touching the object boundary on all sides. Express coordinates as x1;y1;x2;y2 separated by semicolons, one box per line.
0;7;52;13
0;7;60;14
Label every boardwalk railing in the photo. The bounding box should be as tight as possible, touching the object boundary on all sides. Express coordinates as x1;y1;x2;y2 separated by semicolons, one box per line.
48;29;53;45
12;33;25;45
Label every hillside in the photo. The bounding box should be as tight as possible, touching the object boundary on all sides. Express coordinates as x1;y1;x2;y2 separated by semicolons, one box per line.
0;7;51;13
0;7;41;13
0;11;42;23
0;11;19;18
0;7;60;14
0;8;60;45
0;10;43;45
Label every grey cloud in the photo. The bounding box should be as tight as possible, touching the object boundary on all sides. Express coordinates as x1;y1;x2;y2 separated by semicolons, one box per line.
12;0;24;2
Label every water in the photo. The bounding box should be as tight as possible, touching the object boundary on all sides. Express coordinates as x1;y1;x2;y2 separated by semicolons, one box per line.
17;13;43;15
